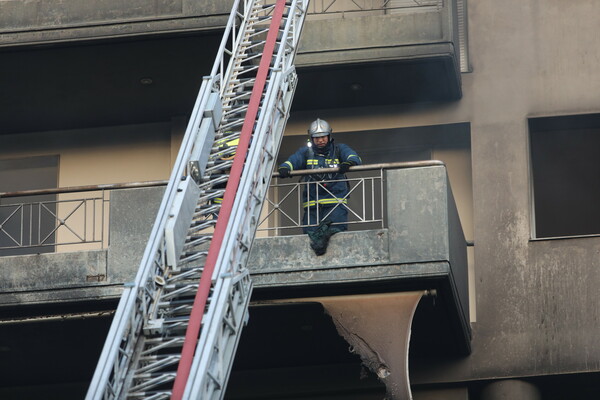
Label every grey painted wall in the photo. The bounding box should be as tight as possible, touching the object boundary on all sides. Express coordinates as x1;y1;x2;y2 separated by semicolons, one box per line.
1;0;600;391
0;0;459;73
407;0;600;384
466;0;600;382
0;0;233;46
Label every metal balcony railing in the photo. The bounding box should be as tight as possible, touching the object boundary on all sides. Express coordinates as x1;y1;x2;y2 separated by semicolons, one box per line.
289;0;442;16
0;161;442;253
0;181;166;253
0;195;106;250
259;170;384;234
258;160;443;235
261;0;442;18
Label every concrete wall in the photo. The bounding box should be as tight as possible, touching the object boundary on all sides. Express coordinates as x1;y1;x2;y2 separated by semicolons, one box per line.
0;121;175;187
0;121;180;252
297;1;458;66
1;0;458;69
1;0;600;390
0;0;233;47
284;0;600;383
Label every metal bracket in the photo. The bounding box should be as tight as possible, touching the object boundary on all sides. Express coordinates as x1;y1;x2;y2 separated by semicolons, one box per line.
165;176;201;268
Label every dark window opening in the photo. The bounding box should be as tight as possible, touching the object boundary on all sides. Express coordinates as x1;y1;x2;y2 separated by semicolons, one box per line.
529;114;600;239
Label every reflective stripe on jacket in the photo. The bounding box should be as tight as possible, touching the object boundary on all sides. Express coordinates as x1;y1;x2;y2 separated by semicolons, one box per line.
279;140;362;207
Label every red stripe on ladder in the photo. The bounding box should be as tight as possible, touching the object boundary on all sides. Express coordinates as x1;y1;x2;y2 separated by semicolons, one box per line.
170;1;287;399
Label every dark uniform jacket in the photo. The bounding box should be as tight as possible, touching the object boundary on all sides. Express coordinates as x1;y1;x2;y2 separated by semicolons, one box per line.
279;140;362;208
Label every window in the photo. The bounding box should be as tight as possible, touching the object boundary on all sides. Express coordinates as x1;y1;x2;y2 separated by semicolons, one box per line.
529;114;600;239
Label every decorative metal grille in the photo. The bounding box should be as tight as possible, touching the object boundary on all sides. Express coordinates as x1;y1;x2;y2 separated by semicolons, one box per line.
0;192;107;250
258;172;385;234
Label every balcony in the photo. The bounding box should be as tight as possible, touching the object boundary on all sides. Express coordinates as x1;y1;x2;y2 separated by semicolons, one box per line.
0;161;470;398
294;0;466;109
0;0;466;135
0;162;469;337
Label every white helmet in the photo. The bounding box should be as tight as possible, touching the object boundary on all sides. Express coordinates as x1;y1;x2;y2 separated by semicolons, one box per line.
308;118;332;138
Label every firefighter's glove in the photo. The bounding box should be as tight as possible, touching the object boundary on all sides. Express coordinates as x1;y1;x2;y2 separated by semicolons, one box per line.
338;161;353;174
278;167;291;178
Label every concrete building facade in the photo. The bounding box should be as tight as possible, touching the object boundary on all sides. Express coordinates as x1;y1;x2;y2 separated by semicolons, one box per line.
1;0;599;399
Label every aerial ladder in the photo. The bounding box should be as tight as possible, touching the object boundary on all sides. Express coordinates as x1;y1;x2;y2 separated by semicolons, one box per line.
86;1;309;398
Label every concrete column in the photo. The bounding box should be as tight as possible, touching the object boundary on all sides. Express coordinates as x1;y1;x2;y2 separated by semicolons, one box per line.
481;380;541;400
108;186;164;283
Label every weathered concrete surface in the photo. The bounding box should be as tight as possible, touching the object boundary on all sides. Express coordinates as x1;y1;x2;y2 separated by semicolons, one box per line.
297;3;458;67
0;0;233;47
403;0;600;386
0;249;118;306
0;250;106;291
413;387;468;400
0;186;163;307
481;379;541;400
386;166;469;324
249;229;389;274
387;167;451;264
460;0;600;386
318;292;424;400
107;187;165;283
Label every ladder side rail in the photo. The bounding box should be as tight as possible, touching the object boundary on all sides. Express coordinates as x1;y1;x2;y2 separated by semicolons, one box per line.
215;0;259;98
210;0;308;290
185;73;287;400
169;2;290;398
184;0;309;396
85;76;214;400
86;0;254;397
185;66;298;400
271;0;309;76
206;0;307;302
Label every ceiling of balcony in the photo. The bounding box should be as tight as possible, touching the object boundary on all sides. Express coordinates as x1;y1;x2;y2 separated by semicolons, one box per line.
0;282;462;399
0;31;460;136
0;300;387;399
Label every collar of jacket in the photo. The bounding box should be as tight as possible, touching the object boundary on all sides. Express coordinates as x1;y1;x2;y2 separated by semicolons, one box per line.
314;139;333;156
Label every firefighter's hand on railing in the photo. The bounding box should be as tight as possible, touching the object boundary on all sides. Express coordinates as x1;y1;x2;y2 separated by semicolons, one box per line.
338;161;353;174
278;166;291;178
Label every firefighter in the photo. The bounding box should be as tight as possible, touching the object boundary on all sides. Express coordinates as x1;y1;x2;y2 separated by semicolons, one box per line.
278;118;362;255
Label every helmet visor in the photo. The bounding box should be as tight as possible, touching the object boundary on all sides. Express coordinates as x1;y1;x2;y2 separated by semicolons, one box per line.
310;131;330;138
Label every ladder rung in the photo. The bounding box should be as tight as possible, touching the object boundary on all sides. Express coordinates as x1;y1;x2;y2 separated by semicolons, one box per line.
168;265;204;281
127;391;171;400
182;236;212;251
128;373;176;393
136;355;180;374
157;304;193;317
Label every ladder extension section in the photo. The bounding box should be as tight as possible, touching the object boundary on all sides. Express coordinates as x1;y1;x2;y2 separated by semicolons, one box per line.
86;1;309;399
